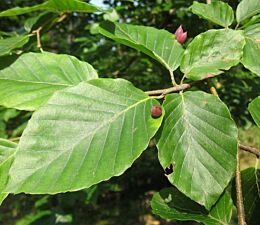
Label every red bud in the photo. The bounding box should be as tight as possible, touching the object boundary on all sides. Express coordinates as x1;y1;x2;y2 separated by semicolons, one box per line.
175;25;187;44
151;106;162;118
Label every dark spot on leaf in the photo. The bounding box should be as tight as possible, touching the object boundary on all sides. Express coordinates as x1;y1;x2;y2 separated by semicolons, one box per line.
164;163;173;175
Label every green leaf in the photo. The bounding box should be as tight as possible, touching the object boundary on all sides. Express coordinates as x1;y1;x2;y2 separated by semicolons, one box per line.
244;24;260;39
241;25;260;77
151;187;233;225
0;35;30;56
248;97;260;127
0;139;17;205
6;78;163;194
157;91;238;209
190;1;234;28
46;0;107;13
0;0;106;17
181;29;245;80
241;39;260;77
236;0;260;24
239;168;260;225
0;2;49;17
24;12;53;32
0;52;98;111
99;21;184;71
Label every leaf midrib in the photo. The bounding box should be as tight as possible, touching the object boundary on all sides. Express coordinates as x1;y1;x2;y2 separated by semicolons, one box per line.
18;95;151;182
116;25;171;70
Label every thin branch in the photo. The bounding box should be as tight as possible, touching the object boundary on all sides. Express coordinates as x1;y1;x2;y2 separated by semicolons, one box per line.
145;83;191;96
236;152;247;225
239;144;260;157
32;27;43;51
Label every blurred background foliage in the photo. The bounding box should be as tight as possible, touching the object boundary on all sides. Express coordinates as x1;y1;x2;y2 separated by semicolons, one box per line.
0;0;259;224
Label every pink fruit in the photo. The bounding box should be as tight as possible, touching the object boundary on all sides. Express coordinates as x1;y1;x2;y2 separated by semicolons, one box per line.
175;25;187;44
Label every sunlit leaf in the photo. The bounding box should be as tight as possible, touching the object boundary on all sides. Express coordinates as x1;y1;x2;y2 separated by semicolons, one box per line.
6;78;163;194
190;1;234;27
0;52;98;111
99;21;184;71
157;91;238;209
181;29;245;80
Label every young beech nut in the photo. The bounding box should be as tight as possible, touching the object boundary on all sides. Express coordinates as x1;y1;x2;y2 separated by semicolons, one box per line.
151;105;162;118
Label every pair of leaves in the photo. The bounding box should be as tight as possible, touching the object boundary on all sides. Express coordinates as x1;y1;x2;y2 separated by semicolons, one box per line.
0;52;98;111
99;21;245;81
0;0;106;17
0;51;163;195
151;188;233;225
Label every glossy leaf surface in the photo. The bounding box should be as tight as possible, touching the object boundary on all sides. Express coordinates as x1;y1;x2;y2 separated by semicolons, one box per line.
0;35;30;56
99;21;184;71
0;52;98;111
181;29;245;80
236;0;260;23
190;1;234;27
157;91;238;209
6;79;163;194
151;187;233;225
